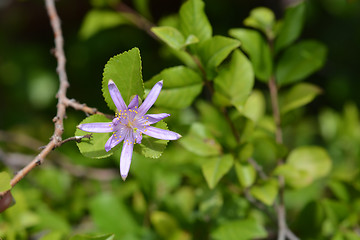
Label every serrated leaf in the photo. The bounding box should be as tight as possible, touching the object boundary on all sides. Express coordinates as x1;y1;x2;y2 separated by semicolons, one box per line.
276;40;327;86
179;123;222;157
214;50;254;112
79;10;129;40
134;121;169;159
145;66;202;109
151;26;186;50
211;218;267;240
0;172;11;192
202;154;234;189
102;48;144;110
75;114;116;159
274;2;306;53
229;28;272;82
235;162;256;188
243;7;275;39
197;35;240;79
250;178;278;206
280;83;322;114
179;0;212;42
70;233;115;240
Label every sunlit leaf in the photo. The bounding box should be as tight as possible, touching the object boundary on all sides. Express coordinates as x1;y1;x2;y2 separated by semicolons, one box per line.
179;123;222;157
229;28;272;82
243;7;275;38
134;121;169;159
0;172;11;192
280;83;322;114
241;90;266;123
250;178;278;206
211;218;267;240
274;2;306;53
276;40;327;86
202;154;234;189
214;50;254;112
275;146;332;188
103;48;144;109
75;114;116;159
79;10;129;40
150;211;181;239
151;26;186;50
145;66;202;109
179;0;212;42
197;35;240;79
235;162;256;188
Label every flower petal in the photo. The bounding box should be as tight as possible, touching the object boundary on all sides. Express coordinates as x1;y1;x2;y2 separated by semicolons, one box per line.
128;95;139;109
108;79;127;111
105;132;124;152
144;113;170;124
120;137;135;180
77;122;113;133
142;126;181;140
138;80;163;116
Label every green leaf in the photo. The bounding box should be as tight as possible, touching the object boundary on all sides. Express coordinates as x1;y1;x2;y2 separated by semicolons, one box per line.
235;162;256;188
197;35;240;79
75;114;116;159
179;0;212;42
202;154;234;189
214;50;254;112
151;26;186;50
145;66;202;109
103;48;144;110
79;10;129;40
89;192;139;237
229;28;272;82
0;171;11;192
179;123;222;157
276;146;332;188
150;211;181;239
280;83;322;114
241;90;266;123
70;234;115;240
243;7;275;39
196;100;237;149
211;218;267;240
134;120;169;159
276;40;327;86
250;178;278;206
274;2;306;53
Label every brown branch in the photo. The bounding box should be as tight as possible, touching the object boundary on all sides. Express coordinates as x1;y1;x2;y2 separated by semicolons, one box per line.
0;0;104;200
115;2;158;40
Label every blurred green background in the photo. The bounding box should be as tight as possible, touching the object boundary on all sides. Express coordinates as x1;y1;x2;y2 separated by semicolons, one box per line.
1;0;360;239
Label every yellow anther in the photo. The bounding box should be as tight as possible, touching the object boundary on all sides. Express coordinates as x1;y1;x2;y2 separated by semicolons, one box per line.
146;117;149;119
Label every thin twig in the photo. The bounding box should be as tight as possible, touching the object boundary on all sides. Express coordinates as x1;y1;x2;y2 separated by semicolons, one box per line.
0;0;103;198
38;134;92;150
115;2;158;40
248;158;268;180
268;76;288;240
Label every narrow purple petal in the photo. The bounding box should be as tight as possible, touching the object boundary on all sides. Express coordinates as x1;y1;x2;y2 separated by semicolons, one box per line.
120;136;135;180
128;95;139;109
141;126;181;140
105;132;124;152
77;122;113;133
138;80;163;116
108;79;127;111
144;113;170;124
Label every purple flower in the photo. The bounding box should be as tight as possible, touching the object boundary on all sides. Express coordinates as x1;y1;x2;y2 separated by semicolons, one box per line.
77;79;181;180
